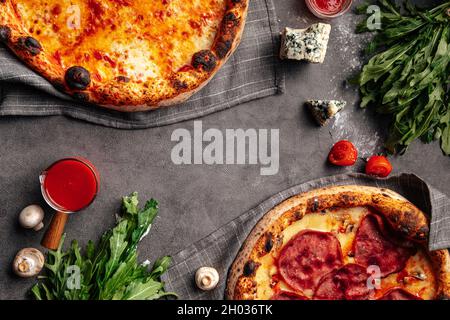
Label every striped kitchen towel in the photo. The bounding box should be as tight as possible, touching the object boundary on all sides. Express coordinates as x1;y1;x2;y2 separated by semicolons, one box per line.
161;173;450;299
0;0;284;129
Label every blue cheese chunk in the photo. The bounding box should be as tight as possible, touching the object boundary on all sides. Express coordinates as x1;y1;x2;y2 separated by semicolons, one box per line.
280;23;331;63
306;100;346;126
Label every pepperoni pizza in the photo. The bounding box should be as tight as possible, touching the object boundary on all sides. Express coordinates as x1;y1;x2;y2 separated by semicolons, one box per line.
0;0;248;111
226;186;450;300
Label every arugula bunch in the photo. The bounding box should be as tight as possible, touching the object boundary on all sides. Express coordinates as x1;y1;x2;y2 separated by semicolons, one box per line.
355;0;450;154
31;193;176;300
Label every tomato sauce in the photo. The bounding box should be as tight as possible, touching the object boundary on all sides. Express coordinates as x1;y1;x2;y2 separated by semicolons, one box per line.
311;0;344;15
43;158;98;212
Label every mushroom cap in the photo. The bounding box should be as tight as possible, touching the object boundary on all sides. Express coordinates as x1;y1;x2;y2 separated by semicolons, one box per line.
195;267;219;291
13;248;45;278
19;205;45;230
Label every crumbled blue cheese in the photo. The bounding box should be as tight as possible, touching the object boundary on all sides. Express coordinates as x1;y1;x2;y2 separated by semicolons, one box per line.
280;23;331;63
306;100;346;126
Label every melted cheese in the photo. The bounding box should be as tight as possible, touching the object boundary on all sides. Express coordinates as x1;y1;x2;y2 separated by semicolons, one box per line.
255;207;437;300
11;0;227;82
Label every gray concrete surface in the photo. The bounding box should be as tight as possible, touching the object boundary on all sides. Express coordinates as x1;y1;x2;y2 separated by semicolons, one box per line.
0;0;448;299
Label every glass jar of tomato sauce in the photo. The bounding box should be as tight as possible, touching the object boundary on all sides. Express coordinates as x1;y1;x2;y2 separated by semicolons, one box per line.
40;157;100;250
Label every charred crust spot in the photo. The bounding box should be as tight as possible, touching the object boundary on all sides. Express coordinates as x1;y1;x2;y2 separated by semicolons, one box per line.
172;79;188;91
390;213;399;223
65;66;91;90
116;76;130;83
72;92;89;102
192;50;217;73
342;194;351;203
399;224;410;236
308;197;320;212
381;193;391;198
215;37;233;59
243;260;258;277
0;25;11;43
223;12;240;28
17;37;42;56
275;235;284;248
417;225;429;240
403;210;416;222
293;210;304;220
264;233;274;253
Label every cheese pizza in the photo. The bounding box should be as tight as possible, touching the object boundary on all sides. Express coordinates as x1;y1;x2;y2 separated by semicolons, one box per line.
226;186;450;300
0;0;248;111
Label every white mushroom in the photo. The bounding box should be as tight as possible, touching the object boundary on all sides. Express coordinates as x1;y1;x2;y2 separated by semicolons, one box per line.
19;205;45;231
195;267;219;291
12;248;45;278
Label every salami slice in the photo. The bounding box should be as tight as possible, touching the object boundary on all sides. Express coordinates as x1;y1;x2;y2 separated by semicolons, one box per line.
378;288;422;300
313;263;373;300
278;230;343;293
270;291;308;300
354;213;415;277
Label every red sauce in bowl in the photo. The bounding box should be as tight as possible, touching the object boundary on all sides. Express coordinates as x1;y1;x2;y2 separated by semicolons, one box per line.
42;158;99;212
312;0;344;14
306;0;352;18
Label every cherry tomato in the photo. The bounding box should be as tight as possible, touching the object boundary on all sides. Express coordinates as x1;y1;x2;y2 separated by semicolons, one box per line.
365;155;393;178
328;140;358;166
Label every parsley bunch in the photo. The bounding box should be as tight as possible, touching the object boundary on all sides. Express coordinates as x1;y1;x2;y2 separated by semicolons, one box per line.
31;193;176;300
355;0;450;154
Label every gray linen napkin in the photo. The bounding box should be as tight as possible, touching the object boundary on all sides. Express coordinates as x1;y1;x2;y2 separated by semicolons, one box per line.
0;0;283;129
161;173;450;300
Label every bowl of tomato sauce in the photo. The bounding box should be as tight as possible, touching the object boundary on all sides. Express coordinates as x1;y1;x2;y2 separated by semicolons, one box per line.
40;157;99;213
305;0;353;19
39;157;100;250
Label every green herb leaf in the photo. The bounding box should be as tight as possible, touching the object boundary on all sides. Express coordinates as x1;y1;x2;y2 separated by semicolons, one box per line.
150;256;172;280
32;193;175;300
354;0;450;154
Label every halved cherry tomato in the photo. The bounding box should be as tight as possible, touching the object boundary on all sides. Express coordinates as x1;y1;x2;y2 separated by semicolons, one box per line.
328;140;358;166
365;155;393;178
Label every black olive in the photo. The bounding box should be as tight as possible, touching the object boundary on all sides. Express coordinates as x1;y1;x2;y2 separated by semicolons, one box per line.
243;260;257;277
215;37;232;59
192;50;217;73
264;235;274;253
17;36;42;55
65;66;91;90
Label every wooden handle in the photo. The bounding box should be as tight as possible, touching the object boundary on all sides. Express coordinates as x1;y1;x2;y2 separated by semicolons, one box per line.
41;211;68;250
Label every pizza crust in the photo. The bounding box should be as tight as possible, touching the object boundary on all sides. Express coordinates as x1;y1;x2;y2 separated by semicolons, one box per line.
429;250;450;299
0;0;248;111
225;185;450;300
